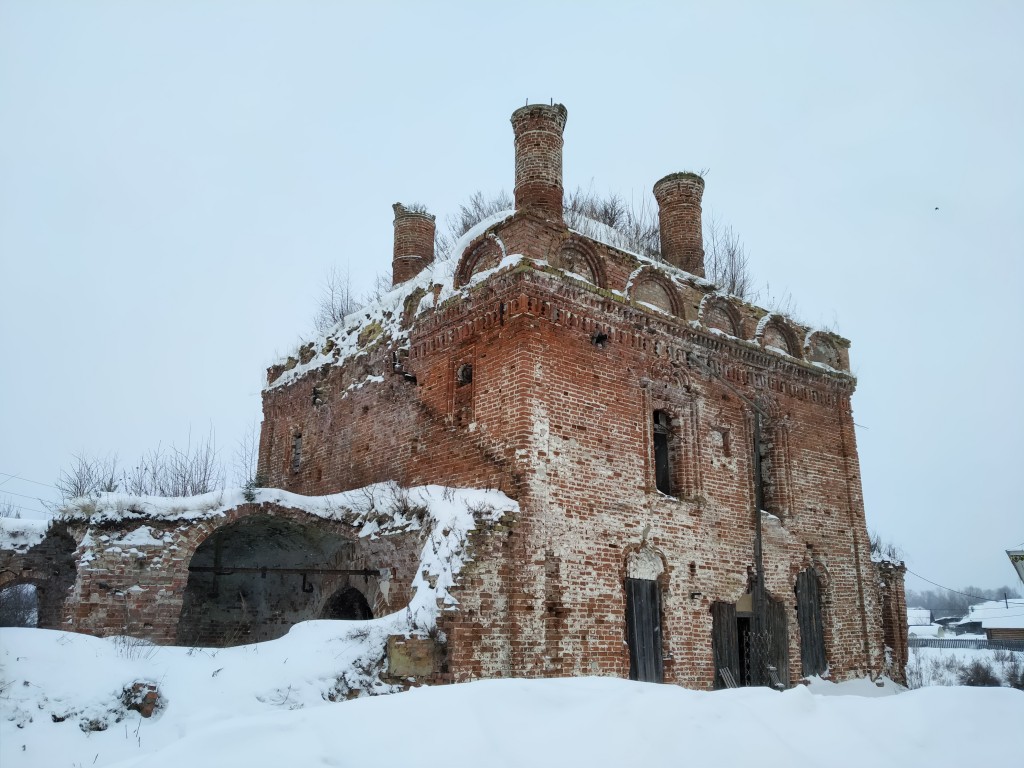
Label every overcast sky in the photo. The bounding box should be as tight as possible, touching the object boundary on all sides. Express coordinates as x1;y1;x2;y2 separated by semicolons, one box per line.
1;1;1022;594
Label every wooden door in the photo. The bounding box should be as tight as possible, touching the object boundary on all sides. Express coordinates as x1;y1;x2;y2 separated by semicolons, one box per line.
796;568;827;676
626;578;664;683
711;601;741;688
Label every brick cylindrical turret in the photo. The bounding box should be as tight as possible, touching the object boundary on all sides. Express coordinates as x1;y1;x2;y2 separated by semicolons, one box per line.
510;103;568;223
392;203;436;286
653;172;705;277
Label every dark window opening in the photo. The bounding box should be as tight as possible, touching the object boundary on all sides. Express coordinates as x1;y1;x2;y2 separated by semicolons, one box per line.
456;363;473;386
291;433;302;472
715;427;732;458
653;410;671;495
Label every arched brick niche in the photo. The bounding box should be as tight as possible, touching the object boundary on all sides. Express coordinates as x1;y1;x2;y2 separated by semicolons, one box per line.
174;506;416;647
548;238;605;287
756;315;802;359
628;267;683;318
454;236;504;288
805;331;844;370
0;526;77;630
698;295;743;337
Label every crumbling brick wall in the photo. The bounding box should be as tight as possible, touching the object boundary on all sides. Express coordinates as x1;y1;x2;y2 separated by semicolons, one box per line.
877;561;909;684
52;503;422;645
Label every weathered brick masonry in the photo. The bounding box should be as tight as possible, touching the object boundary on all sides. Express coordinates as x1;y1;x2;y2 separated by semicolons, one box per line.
255;103;908;687
0;102;907;688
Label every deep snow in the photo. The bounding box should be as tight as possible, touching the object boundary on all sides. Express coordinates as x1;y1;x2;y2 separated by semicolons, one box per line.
1;625;1022;768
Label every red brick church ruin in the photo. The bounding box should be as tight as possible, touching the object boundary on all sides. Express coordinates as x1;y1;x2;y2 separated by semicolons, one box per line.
0;104;908;689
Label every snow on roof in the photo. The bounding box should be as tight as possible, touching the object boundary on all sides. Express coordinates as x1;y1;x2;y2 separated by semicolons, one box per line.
266;209;516;391
906;608;933;626
956;599;1024;629
267;208;838;393
0;517;49;553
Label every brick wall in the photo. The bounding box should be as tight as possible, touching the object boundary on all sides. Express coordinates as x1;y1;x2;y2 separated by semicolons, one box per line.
53;503;422;646
877;561;909;683
259;225;892;687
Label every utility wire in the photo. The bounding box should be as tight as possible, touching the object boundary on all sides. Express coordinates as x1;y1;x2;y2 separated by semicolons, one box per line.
0;489;52;504
905;567;1024;606
0;471;58;489
0;499;50;516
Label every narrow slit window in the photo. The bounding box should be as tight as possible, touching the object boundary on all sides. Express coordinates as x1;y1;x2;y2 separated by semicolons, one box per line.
291;433;302;472
653;410;671;495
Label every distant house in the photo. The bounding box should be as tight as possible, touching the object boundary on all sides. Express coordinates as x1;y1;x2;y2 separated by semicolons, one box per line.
955;600;1024;642
907;608;933;627
906;608;939;638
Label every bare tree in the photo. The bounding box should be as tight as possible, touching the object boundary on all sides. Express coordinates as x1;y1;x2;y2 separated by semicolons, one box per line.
360;188;764;313
869;530;903;563
760;282;799;319
0;583;36;627
56;452;119;501
233;420;261;487
362;270;395;306
704;216;755;300
0;498;21;519
435;190;513;261
313;266;362;333
122;430;223;498
564;186;661;259
234;419;266;501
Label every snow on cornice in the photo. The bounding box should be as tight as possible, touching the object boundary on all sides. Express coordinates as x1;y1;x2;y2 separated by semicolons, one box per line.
265;210;516;391
266;208;844;390
570;214;715;291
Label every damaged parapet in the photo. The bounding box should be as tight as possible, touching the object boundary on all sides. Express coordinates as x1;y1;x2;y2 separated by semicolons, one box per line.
392;203;436;286
653;172;705;277
510;103;568;223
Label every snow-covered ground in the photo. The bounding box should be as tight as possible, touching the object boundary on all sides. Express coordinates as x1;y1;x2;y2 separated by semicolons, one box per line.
1;625;1021;768
906;643;1023;688
2;487;1021;766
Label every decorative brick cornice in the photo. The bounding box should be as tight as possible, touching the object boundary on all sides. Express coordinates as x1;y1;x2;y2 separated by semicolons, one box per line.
409;266;855;402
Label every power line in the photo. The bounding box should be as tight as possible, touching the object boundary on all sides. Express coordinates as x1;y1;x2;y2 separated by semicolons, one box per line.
904;567;1024;606
0;499;51;516
0;471;58;490
0;489;52;504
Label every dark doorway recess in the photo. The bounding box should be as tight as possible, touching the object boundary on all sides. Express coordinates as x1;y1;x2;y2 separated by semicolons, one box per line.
177;515;360;647
796;568;827;676
625;577;664;683
712;595;789;689
321;586;372;620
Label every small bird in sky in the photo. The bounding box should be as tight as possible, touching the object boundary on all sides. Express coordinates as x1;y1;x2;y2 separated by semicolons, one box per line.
934;207;939;211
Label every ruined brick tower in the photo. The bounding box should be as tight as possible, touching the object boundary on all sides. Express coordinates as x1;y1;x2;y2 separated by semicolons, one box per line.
254;103;906;688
